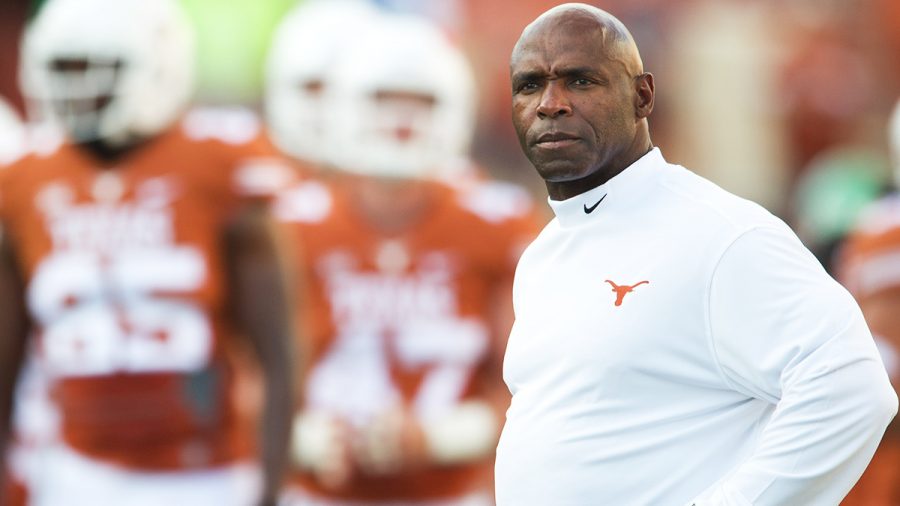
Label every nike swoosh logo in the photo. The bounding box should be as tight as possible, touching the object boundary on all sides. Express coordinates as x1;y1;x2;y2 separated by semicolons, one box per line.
583;194;607;214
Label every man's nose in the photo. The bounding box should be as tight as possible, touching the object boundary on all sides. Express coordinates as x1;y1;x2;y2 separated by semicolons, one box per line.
536;82;572;119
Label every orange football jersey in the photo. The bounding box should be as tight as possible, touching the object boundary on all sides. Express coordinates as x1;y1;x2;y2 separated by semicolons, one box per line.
275;177;542;501
0;111;294;471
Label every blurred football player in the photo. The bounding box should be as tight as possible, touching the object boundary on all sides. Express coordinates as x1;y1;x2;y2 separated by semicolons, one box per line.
838;98;900;506
265;0;376;169
272;12;543;506
0;0;295;505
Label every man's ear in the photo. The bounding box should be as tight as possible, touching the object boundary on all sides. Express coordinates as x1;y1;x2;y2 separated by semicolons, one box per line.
634;72;655;119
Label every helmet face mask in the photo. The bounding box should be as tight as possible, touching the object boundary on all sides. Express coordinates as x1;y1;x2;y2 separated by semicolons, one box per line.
21;0;195;147
43;56;124;143
354;90;440;179
326;14;477;180
370;90;438;143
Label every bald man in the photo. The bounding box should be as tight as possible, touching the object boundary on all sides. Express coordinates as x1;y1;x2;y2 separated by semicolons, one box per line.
495;4;896;505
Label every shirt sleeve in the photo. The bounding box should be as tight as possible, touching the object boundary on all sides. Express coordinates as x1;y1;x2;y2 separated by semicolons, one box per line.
693;226;898;506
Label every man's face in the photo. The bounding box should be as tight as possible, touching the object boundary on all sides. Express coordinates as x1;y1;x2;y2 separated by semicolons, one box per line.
510;20;639;188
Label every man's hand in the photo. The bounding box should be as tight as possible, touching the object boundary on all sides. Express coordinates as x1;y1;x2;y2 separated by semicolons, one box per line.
291;411;355;489
353;405;428;476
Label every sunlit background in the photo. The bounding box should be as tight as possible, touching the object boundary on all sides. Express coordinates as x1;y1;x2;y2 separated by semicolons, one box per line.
1;0;898;268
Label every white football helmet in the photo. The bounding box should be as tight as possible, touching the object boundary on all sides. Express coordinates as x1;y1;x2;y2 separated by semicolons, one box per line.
265;0;376;164
0;97;26;165
20;0;194;146
325;13;477;179
890;98;900;187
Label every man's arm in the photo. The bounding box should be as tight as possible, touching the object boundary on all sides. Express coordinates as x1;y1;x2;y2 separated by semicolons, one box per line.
695;226;897;505
0;230;29;492
224;205;295;506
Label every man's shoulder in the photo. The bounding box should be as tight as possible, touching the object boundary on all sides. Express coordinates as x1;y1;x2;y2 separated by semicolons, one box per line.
0;140;71;188
160;110;294;198
655;161;785;236
169;106;277;169
0;142;82;225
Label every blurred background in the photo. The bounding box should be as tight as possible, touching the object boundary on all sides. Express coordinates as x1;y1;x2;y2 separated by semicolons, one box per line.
2;0;898;266
1;1;899;504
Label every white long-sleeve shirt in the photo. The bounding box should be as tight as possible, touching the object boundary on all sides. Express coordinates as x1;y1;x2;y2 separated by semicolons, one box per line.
495;148;897;506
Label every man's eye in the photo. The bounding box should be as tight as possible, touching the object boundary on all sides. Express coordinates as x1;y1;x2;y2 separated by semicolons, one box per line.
516;82;540;94
571;78;592;87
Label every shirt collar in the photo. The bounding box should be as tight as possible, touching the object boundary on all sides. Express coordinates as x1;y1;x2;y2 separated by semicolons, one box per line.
548;147;664;228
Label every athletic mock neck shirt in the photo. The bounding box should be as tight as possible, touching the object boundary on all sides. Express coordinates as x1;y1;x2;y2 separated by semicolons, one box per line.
495;148;897;506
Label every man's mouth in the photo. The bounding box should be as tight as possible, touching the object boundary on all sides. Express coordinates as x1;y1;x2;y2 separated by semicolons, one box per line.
534;132;580;149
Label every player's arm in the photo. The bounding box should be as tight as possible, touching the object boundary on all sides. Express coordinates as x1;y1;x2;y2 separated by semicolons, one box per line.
0;228;29;492
224;204;295;506
694;226;897;505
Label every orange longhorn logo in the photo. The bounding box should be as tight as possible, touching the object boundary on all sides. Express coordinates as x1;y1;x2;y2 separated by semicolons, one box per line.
605;280;649;306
